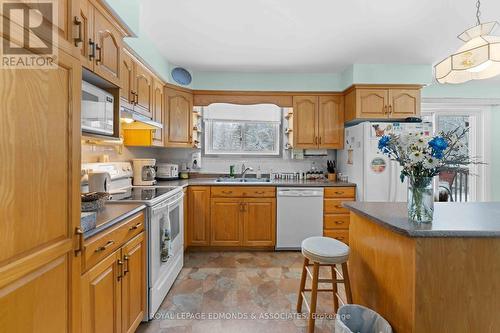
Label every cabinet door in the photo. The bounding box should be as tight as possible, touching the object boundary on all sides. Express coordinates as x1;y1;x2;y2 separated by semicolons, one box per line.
165;88;193;147
121;233;146;333
134;63;153;118
120;49;135;105
81;250;122;333
318;95;344;149
293;96;319;148
76;0;94;69
188;187;211;246
0;51;81;333
389;89;420;118
152;79;165;146
357;89;389;118
210;198;242;246
242;198;276;247
93;6;121;86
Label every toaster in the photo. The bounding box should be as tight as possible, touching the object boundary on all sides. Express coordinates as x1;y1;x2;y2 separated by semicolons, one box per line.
155;163;179;180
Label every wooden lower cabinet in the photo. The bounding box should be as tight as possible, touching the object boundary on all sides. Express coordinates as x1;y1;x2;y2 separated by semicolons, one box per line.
188;186;211;246
121;233;147;333
323;187;356;245
243;198;276;246
81;229;146;333
81;250;122;333
209;196;276;247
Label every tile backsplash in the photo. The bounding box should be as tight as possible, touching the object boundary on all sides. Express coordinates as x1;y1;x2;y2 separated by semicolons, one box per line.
82;144;335;174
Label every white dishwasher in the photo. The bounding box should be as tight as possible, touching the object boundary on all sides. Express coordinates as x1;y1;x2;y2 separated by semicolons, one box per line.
276;187;324;250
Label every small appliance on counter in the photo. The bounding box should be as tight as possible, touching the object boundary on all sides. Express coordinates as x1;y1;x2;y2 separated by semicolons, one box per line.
155;163;179;180
133;158;157;185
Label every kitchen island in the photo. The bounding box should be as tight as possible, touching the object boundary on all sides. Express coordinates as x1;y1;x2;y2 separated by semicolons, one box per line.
344;202;500;333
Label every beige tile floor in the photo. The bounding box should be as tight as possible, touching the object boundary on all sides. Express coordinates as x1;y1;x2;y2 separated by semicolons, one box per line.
137;251;346;333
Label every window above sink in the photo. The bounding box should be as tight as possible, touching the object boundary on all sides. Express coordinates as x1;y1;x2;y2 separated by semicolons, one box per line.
204;103;281;156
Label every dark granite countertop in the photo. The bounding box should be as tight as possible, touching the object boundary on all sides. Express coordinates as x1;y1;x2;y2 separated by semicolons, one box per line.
83;202;146;239
157;178;355;188
344;202;500;237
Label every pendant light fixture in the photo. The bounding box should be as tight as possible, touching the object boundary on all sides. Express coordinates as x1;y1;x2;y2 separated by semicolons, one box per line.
434;0;500;84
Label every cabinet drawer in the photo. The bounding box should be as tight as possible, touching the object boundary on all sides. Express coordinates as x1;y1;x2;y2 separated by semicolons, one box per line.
324;214;350;230
323;229;349;245
324;187;355;199
324;199;352;214
211;186;275;198
83;212;144;271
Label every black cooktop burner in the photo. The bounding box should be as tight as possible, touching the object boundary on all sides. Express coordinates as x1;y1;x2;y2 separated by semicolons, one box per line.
113;187;177;201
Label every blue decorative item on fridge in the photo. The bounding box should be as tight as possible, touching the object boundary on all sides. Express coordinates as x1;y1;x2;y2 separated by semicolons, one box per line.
171;67;192;85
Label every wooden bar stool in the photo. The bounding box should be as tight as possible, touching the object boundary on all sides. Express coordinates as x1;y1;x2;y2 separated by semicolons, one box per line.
296;236;353;333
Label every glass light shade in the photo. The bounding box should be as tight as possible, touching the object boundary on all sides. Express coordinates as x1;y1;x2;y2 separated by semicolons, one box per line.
435;21;500;84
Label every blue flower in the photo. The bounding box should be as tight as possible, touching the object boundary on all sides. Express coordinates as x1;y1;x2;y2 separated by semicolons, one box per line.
429;136;448;151
378;135;391;152
428;136;448;159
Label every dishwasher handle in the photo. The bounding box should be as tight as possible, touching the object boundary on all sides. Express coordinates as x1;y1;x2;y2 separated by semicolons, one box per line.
277;188;324;197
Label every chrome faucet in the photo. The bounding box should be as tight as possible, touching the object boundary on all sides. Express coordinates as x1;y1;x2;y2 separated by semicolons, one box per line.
241;163;254;179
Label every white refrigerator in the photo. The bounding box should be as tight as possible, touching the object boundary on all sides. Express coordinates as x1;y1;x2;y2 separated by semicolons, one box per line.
337;121;432;202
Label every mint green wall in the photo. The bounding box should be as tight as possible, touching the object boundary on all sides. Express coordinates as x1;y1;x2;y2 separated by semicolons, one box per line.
192;72;343;91
422;81;500;99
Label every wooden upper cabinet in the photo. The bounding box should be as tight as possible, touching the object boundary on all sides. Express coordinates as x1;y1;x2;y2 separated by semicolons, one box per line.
242;198;276;247
293;95;344;149
188;187;211;246
165;87;193;147
152;79;165;146
93;7;121;86
81;251;122;333
293;96;319;148
77;0;94;69
121;233;146;333
318;95;344;149
389;89;421;118
210;198;242;246
0;51;81;333
344;85;422;122
134;63;153;118
120;48;135;106
358;89;388;118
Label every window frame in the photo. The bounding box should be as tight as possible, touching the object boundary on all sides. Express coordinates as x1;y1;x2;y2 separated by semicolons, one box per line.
203;119;282;157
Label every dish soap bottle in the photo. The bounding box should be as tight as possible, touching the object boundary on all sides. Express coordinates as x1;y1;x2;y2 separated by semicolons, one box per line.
256;165;262;179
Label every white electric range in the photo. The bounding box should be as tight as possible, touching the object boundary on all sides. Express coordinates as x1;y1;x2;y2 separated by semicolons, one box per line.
81;162;184;320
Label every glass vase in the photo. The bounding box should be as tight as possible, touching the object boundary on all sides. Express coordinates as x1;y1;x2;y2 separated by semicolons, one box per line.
408;177;434;223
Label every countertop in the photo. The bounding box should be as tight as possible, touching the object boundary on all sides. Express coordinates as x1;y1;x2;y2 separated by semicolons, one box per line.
344;202;500;237
83;202;146;239
157;178;356;188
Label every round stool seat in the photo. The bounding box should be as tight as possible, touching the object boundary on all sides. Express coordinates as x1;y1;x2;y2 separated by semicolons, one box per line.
301;236;350;264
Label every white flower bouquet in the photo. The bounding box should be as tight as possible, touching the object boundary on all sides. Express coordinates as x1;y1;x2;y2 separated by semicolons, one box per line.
378;127;476;223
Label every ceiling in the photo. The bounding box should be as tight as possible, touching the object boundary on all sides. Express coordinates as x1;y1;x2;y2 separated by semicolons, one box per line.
141;0;500;73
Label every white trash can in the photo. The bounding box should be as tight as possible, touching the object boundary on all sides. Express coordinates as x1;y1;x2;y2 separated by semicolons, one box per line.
335;304;392;333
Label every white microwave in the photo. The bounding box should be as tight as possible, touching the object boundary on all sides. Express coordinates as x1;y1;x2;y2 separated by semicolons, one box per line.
81;81;114;136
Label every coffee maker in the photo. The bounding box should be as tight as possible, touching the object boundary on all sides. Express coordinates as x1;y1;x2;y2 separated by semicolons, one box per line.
132;159;156;186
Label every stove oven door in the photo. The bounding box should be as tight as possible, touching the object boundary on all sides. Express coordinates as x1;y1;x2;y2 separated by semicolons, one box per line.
148;192;184;319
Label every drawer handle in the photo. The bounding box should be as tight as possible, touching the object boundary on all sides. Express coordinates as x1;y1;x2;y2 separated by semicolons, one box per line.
222;191;233;194
255;191;265;194
335;237;345;240
129;222;142;230
335;221;345;224
334;191;344;195
335;205;343;209
95;240;115;252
